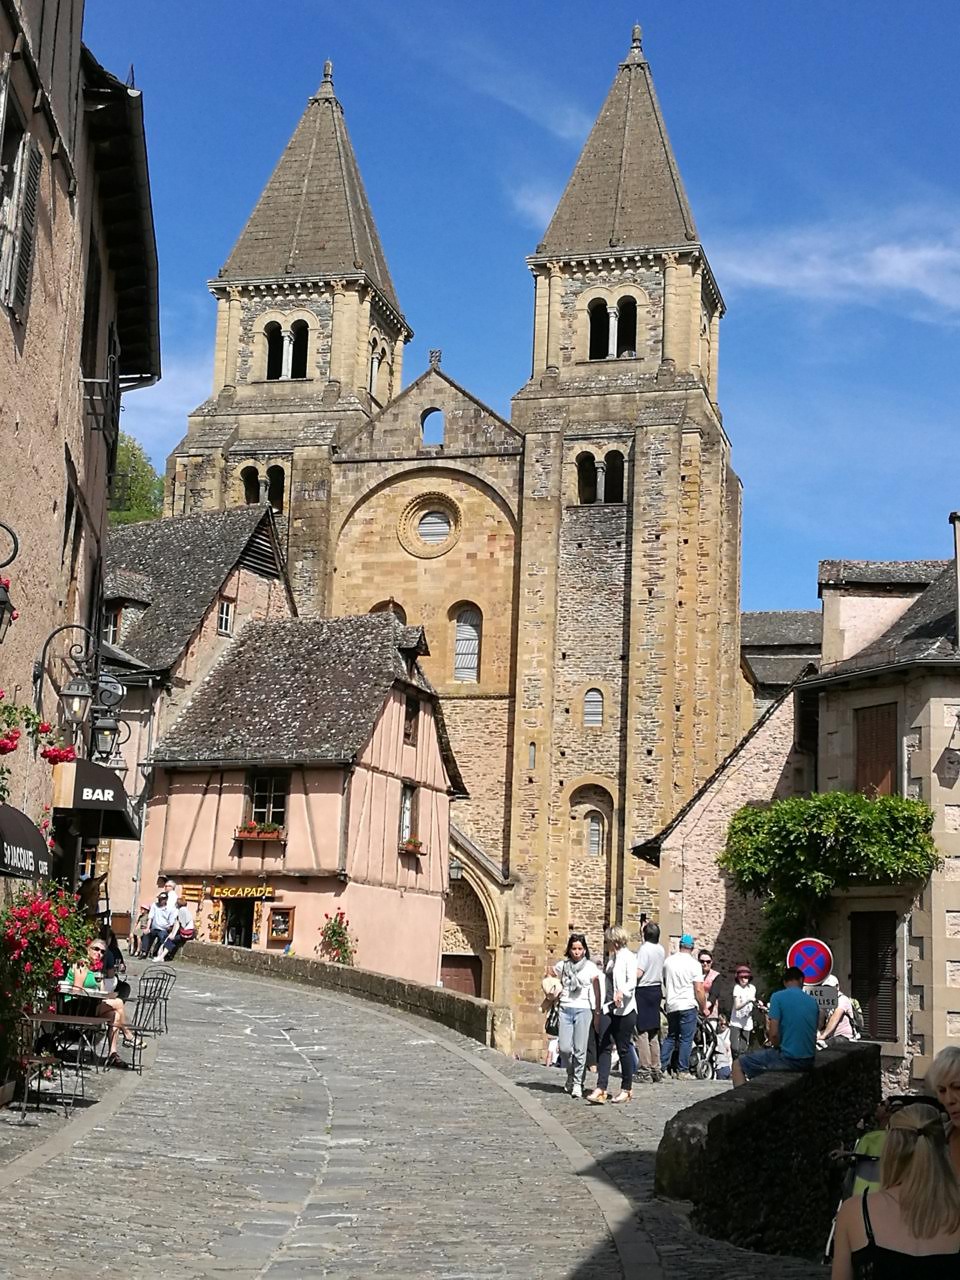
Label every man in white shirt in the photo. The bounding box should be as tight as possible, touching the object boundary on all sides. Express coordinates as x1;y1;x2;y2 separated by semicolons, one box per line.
660;933;706;1078
144;893;177;959
635;920;667;1083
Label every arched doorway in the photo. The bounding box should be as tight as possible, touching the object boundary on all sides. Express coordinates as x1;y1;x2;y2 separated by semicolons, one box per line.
441;877;491;997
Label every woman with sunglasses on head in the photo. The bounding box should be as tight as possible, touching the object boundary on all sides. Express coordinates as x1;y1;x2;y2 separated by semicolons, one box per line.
65;938;138;1067
545;933;602;1099
831;1102;960;1278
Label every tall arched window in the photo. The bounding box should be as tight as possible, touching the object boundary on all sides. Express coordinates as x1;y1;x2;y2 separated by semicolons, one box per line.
528;742;536;769
616;296;637;356
421;407;445;446
290;320;308;379
267;465;285;514
454;605;482;682
265;323;283;381
587;811;604;856
241;466;260;505
605;451;624;504
369;338;381;395
588;300;609;360
370;600;407;624
584;688;604;727
576;452;597;505
376;346;389;401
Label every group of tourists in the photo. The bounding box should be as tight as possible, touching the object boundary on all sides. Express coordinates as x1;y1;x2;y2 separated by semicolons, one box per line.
129;878;196;962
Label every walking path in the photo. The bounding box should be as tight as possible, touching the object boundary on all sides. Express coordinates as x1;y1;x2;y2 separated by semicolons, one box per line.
0;965;823;1278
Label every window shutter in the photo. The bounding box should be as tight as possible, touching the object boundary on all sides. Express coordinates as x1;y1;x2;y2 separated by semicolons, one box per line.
454;607;481;681
855;704;898;796
11;138;41;317
417;511;450;544
584;688;604;727
587;813;603;856
850;911;898;1041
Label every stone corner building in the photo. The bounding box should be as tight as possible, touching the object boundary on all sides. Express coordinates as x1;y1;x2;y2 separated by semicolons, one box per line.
164;29;742;1052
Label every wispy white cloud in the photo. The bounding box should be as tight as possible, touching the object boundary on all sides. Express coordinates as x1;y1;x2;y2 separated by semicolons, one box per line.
713;206;960;321
119;346;213;468
507;181;561;230
454;45;592;145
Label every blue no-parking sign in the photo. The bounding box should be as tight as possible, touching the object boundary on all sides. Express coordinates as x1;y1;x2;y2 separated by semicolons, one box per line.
786;936;833;984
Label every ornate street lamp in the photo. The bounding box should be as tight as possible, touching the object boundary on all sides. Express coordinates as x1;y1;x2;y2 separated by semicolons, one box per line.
60;674;94;727
448;856;464;882
90;712;120;760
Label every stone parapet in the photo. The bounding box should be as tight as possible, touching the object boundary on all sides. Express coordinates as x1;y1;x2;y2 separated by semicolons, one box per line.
180;942;514;1052
655;1041;880;1258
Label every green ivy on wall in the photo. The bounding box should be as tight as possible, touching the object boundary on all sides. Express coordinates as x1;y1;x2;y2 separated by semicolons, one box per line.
719;792;940;983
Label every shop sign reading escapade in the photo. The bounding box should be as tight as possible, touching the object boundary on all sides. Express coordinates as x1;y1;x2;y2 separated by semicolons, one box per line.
211;884;275;900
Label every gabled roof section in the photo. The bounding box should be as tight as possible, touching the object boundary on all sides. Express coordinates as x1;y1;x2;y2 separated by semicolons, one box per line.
152;614;467;795
537;26;697;257
818;560;948;591
218;63;401;314
741;610;821;647
104;507;287;671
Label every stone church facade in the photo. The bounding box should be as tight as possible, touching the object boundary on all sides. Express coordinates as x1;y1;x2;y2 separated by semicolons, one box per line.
165;29;742;1051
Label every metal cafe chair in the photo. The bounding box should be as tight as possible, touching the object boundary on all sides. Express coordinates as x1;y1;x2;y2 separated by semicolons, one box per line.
125;967;176;1072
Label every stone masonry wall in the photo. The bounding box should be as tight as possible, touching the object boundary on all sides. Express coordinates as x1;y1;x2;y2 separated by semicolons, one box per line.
656;1040;881;1258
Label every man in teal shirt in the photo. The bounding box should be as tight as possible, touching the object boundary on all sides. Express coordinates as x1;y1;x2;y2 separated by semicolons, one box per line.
732;966;818;1086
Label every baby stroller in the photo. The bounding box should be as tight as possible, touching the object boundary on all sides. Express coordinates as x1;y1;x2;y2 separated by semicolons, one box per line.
688;1014;718;1080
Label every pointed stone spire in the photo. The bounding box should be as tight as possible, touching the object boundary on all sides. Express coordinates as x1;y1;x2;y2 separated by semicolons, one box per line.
219;63;401;312
538;27;697;256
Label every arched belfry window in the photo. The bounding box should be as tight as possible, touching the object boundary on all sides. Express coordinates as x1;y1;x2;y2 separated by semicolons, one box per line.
267;465;285;514
605;451;624;504
616;297;637;357
369;339;381;395
587;811;604;856
421;407;445;446
241;466;260;505
454;605;482;682
290;320;308;379
576;452;597;505
584;688;604;727
588;300;609;361
265;323;283;381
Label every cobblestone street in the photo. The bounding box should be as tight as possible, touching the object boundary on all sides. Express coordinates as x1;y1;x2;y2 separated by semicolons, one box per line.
0;966;823;1279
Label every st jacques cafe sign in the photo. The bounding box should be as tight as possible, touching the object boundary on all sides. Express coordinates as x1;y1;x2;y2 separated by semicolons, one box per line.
0;803;51;879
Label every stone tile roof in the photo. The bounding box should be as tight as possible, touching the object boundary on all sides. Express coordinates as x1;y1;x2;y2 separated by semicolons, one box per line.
152;614;466;795
818;559;948;588
740;610;821;647
104;507;277;671
823;566;959;676
219;65;401;314
743;653;819;688
537;28;696;256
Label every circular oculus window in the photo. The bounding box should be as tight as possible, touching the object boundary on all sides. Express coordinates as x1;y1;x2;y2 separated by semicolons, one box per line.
398;494;462;559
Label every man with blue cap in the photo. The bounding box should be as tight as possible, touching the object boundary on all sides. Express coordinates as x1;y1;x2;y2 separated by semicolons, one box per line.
660;933;706;1078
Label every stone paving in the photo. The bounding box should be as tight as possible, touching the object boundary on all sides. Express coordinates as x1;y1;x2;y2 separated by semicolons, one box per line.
0;965;825;1279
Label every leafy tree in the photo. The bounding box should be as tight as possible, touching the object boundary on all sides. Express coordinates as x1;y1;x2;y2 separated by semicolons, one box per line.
719;791;939;983
109;431;164;525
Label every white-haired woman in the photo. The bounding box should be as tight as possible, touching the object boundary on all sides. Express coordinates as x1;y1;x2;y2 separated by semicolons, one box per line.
587;926;638;1106
926;1045;960;1179
831;1102;960;1278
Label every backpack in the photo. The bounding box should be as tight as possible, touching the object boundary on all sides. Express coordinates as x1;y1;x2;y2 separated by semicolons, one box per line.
849;998;865;1036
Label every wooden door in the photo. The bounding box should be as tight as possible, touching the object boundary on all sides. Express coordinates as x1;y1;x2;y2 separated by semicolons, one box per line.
440;955;482;997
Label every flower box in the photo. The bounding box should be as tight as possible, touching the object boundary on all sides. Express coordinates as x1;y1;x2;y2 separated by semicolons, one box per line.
235;826;285;842
399;839;424;856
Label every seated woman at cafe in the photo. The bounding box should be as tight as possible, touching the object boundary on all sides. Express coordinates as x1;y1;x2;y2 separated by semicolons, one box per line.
65;938;139;1067
98;927;131;1001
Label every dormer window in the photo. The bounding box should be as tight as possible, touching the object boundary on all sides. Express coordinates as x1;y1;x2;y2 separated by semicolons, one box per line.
217;598;235;636
103;604;122;647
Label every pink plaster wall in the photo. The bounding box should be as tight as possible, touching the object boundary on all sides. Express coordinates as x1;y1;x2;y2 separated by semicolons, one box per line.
821;587;923;666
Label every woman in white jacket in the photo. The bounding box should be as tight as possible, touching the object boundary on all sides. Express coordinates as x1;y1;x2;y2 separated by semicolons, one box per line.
587;926;639;1105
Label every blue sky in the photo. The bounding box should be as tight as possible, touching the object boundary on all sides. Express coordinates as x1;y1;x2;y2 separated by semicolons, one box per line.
84;2;960;610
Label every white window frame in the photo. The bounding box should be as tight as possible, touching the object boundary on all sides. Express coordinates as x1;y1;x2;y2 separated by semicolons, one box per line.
217;598;235;636
584;688;604;727
587;811;604;856
399;782;417;842
454;605;482;682
103;605;122;647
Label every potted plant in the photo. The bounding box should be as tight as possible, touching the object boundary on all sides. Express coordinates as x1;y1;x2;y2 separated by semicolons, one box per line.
399;836;423;856
234;820;285;842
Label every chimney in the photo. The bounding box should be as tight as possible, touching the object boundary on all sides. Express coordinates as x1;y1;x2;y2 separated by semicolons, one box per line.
950;512;960;647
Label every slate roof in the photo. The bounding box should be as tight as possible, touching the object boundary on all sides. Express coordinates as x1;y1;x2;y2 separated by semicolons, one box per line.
818;560;948;589
152;614;467;795
819;566;959;678
219;65;401;315
104;507;278;671
743;653;818;688
538;27;697;256
741;610;821;647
